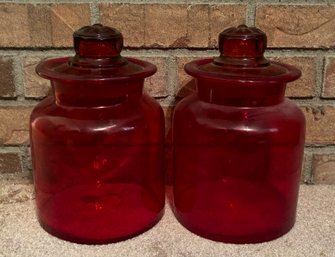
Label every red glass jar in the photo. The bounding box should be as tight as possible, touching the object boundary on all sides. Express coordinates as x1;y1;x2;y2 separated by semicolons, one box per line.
172;25;305;243
30;24;165;244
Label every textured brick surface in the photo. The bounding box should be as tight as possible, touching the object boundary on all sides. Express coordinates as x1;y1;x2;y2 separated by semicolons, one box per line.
176;57;197;97
100;4;246;48
141;57;169;98
269;57;316;97
0;153;22;173
187;5;210;47
302;106;335;145
312;154;335;184
0;4;90;47
23;57;51;98
209;5;246;47
50;4;90;47
145;4;188;47
0;57;15;98
100;4;145;47
0;107;32;145
322;57;335;98
0;4;29;47
256;5;335;48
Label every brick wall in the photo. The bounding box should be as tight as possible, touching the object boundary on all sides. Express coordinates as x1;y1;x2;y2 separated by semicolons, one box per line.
0;1;334;185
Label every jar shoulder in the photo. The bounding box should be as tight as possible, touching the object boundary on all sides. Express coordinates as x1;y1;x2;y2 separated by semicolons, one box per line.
173;96;305;144
174;96;305;125
31;95;162;119
30;95;164;143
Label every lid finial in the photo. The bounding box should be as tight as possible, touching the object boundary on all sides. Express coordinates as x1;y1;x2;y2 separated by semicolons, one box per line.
70;24;127;67
73;24;123;58
214;24;269;67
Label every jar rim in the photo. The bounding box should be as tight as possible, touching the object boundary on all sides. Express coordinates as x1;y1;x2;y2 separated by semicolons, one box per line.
36;57;157;82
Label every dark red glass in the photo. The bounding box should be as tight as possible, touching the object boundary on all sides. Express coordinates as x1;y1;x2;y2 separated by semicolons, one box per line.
172;25;306;243
30;24;165;244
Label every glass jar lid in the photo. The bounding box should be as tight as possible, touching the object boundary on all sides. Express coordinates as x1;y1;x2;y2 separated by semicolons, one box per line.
185;25;301;85
36;24;156;82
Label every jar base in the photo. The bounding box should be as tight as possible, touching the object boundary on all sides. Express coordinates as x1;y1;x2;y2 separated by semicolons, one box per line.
174;211;294;244
38;209;164;244
35;183;164;244
172;179;296;244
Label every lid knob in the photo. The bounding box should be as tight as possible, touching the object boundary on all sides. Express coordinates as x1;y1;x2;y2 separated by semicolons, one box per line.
70;24;127;68
73;24;123;58
214;24;269;67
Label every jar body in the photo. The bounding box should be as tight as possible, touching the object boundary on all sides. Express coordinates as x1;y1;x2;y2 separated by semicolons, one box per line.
30;82;165;244
172;85;305;243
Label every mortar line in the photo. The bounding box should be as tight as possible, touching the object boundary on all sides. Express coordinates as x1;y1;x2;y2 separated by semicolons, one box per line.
0;146;24;153
167;56;178;98
320;57;329;99
246;1;256;26
302;150;314;184
20;145;32;174
12;56;25;102
0;0;333;4
4;48;335;57
90;2;100;24
305;144;335;151
315;55;326;99
295;97;335;105
0;99;40;106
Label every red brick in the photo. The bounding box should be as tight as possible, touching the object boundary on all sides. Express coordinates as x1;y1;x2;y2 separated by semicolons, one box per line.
140;57;168;98
0;153;22;173
49;4;90;47
209;5;247;47
0;57;15;98
145;4;188;48
256;5;335;48
23;57;51;98
312;154;335;184
100;4;246;48
27;4;52;46
100;4;145;47
322;57;335;98
302;106;335;145
0;107;33;145
0;4;30;47
176;57;197;97
188;5;210;47
0;4;90;47
269;57;316;97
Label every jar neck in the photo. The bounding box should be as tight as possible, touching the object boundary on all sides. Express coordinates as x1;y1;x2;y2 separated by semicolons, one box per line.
52;80;144;107
196;79;286;107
